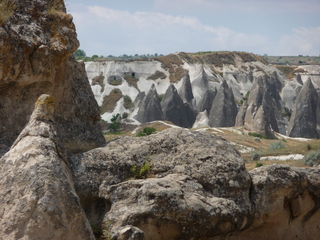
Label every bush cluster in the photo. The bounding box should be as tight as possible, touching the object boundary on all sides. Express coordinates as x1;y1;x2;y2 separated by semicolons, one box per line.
136;127;156;137
268;141;286;151
304;150;320;166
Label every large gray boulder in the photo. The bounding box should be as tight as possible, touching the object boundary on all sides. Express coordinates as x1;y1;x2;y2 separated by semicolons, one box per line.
71;128;252;240
287;78;319;138
71;128;320;240
134;84;164;123
0;95;94;240
208;80;238;127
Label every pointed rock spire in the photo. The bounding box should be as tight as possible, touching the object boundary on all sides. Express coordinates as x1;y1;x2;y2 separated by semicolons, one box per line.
208;80;238;127
134;84;164;123
161;84;195;127
287;78;319;138
179;72;194;105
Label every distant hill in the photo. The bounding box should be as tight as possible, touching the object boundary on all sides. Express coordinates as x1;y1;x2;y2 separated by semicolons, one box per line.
264;55;320;65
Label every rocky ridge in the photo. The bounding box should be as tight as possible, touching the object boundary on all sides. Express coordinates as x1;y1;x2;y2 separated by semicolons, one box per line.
85;52;320;139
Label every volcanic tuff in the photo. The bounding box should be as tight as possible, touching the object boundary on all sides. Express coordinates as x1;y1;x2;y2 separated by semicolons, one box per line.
0;0;105;153
86;52;320;139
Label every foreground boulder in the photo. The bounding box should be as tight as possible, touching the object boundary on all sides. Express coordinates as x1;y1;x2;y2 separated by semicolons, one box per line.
71;128;252;239
0;0;105;152
0;94;94;240
71;128;320;240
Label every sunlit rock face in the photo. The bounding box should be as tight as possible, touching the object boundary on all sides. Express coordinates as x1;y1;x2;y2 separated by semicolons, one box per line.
0;0;105;153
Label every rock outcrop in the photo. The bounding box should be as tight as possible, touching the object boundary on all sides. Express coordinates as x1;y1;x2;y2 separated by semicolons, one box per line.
197;88;217;113
287;78;319;138
0;0;105;152
237;75;285;138
209;80;238;127
70;127;320;240
179;72;194;105
0;94;94;240
71;128;252;240
161;84;195;128
134;84;164;123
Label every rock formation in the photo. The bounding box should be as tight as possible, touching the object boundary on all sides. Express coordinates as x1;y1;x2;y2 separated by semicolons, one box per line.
134;84;164;123
237;75;285;138
287;78;319;138
161;84;195;128
209;80;238;127
0;94;94;240
0;0;105;153
179;72;194;105
70;128;320;240
197;88;217;113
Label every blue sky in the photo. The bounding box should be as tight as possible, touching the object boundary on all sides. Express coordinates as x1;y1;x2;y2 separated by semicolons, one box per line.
67;0;320;57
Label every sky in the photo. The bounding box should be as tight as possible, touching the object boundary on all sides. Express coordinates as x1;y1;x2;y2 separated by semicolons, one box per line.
67;0;320;57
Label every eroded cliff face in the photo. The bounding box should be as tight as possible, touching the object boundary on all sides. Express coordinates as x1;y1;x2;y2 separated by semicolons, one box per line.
0;0;105;152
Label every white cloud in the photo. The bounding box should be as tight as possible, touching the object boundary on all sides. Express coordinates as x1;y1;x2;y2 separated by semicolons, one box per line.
277;27;320;55
154;0;320;14
70;5;269;56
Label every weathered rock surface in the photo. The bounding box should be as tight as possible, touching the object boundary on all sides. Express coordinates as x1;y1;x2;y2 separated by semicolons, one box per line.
287;78;319;138
0;0;105;152
178;72;194;105
209;80;238;127
238;75;285;138
0;94;94;240
71;128;252;240
161;84;195;127
134;84;164;123
70;128;320;240
197;89;217;113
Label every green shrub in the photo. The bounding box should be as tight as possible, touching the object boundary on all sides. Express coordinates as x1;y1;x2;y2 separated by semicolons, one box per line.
268;140;285;151
108;114;120;132
255;162;263;168
136;127;156;137
132;161;151;178
304;150;320;166
248;132;267;139
307;144;312;150
251;152;260;161
122;112;128;119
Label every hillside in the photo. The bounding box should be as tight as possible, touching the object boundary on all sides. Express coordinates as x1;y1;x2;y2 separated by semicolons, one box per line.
85;51;320;140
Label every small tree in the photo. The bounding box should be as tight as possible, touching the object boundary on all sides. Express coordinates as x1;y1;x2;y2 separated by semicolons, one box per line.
74;49;86;58
108;114;120;132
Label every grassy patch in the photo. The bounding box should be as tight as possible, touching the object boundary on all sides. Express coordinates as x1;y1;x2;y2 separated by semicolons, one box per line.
100;89;122;114
123;74;138;89
154;54;185;82
123;95;133;109
274;65;297;80
0;0;18;25
147;71;167;80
